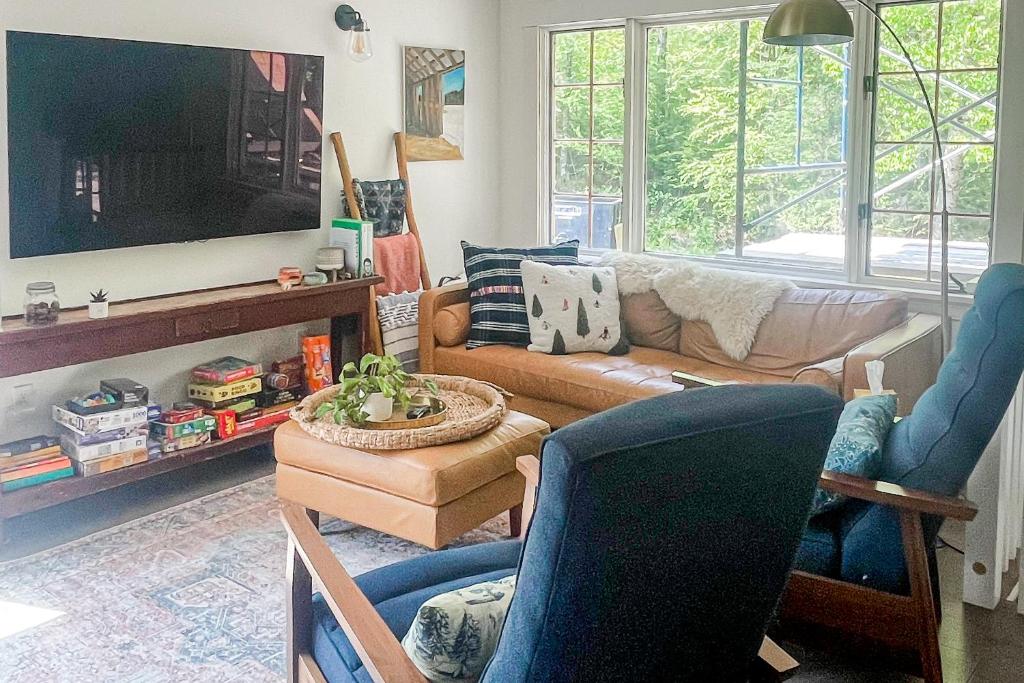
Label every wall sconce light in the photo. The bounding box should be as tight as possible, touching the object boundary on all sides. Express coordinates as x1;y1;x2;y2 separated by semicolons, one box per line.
335;4;373;62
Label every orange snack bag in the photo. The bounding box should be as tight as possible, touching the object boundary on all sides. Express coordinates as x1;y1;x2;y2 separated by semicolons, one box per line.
302;335;334;392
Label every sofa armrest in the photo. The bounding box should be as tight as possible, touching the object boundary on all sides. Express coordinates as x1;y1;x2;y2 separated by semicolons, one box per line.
842;313;942;414
418;283;470;373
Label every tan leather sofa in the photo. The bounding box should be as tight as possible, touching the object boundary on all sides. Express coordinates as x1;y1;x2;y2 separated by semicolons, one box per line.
419;282;942;428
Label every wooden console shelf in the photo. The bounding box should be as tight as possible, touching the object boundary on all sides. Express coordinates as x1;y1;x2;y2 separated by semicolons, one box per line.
0;277;382;538
2;424;280;518
0;277;383;378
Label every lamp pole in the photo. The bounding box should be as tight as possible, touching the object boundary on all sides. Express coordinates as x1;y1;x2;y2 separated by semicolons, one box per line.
764;0;953;354
853;0;952;355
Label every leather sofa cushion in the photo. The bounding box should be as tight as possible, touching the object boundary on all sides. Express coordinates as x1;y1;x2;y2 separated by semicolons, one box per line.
274;415;548;507
680;288;908;376
434;303;471;347
435;345;789;415
620;291;681;351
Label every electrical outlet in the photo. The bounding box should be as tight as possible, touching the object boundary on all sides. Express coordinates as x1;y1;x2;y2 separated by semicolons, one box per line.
9;383;35;414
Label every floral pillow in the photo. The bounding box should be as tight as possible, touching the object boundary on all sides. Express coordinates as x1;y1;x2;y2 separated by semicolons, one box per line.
402;574;516;681
520;261;629;355
812;394;898;515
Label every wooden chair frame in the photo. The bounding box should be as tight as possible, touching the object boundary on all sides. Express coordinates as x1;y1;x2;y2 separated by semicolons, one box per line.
779;470;978;683
281;455;798;683
329;131;432;355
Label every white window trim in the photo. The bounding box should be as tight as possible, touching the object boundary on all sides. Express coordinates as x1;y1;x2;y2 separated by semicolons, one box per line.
539;1;1006;306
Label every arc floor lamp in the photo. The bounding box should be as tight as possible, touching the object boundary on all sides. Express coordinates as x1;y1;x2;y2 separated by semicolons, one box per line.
764;0;953;353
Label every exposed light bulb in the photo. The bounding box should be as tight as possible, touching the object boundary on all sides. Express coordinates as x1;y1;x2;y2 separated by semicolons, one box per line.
348;23;373;62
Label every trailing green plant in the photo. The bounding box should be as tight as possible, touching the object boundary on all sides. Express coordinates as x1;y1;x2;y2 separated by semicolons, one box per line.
315;353;438;426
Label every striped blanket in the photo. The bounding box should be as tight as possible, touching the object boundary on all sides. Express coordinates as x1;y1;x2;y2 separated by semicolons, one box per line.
377;291;422;371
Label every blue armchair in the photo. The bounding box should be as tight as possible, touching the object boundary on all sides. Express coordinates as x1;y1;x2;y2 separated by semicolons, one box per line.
281;383;843;682
781;263;1024;683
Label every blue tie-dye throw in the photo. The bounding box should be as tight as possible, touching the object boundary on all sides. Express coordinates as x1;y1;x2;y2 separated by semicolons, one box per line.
812;394;898;515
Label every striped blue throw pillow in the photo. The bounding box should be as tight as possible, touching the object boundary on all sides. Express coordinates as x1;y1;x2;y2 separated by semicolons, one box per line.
462;241;580;348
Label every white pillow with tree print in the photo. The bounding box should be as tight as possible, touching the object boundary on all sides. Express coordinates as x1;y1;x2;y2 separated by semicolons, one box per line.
402;574;516;681
520;260;629;355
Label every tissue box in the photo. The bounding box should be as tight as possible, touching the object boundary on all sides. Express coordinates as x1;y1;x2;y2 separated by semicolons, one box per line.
853;389;897;399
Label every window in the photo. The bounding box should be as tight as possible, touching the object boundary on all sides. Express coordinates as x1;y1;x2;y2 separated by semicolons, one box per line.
867;0;1001;285
645;17;851;269
544;1;1004;291
231;51;324;194
550;28;626;249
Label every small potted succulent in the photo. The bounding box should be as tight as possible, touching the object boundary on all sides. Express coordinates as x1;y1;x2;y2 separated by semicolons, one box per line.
88;289;109;319
316;353;437;426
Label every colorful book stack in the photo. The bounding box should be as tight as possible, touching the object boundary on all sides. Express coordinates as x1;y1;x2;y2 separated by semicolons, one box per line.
189;356;299;440
149;403;218;453
53;404;154;476
0;435;74;492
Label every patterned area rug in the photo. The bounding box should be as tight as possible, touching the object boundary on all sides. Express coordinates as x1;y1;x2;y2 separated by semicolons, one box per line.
0;476;508;682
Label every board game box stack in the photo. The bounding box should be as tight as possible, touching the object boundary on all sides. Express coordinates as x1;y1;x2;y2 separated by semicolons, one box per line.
187;356;302;441
0;435;73;492
53;378;157;477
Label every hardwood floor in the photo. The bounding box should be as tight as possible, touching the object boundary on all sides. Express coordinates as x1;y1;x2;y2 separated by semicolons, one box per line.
1;452;1019;682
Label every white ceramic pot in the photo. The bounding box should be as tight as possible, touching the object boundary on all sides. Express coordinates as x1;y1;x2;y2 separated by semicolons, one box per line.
363;392;394;421
88;301;109;319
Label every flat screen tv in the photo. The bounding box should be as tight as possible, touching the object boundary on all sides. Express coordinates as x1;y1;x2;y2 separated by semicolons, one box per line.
6;31;325;258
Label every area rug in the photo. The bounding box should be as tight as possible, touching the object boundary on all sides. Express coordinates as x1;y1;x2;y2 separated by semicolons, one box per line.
0;476;508;682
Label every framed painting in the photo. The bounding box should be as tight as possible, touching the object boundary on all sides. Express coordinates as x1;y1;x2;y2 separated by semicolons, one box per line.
403;46;465;161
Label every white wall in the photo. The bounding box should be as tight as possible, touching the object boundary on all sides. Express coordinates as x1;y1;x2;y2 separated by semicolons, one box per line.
0;0;501;439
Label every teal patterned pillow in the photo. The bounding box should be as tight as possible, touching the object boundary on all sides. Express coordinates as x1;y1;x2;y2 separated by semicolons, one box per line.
402;574;516;681
812;394;898;515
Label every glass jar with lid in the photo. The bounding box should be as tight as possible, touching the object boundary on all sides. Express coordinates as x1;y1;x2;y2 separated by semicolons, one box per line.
24;281;60;326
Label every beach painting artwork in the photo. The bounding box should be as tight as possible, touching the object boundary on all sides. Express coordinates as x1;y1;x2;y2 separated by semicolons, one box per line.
403;46;465;161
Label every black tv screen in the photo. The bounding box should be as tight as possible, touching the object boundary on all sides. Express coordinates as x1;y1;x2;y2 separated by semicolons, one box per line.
6;31;325;258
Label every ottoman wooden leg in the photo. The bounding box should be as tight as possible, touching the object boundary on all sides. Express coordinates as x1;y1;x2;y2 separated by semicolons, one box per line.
508;504;523;538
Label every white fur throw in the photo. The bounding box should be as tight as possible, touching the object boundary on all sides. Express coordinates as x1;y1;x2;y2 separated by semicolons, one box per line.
600;252;793;361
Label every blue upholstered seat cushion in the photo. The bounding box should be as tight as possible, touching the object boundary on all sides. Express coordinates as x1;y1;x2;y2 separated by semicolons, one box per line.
793;511;844;578
311;540;521;683
811;394;897;515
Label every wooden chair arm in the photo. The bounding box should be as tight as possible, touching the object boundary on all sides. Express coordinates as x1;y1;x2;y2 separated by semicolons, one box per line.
819;471;978;521
280;504;427;683
515;455;540;540
516;455;540;487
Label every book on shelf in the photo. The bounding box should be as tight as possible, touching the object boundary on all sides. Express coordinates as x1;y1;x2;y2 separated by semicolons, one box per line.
2;466;75;492
61;433;149;462
52;404;149;435
1;435;60;458
149;415;217;440
187;376;263;404
0;444;62;469
57;422;149;447
330;218;375;278
191;357;263;385
74;448;148;477
0;455;72;482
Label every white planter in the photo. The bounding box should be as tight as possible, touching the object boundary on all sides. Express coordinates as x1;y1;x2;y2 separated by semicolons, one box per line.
363;392;394;421
88;301;109;319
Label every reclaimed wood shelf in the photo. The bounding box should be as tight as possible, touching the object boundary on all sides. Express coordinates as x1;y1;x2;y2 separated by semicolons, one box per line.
0;277;383;378
0;277;382;538
1;423;280;518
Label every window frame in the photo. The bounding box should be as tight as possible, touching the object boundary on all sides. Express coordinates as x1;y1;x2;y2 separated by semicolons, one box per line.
539;1;1004;297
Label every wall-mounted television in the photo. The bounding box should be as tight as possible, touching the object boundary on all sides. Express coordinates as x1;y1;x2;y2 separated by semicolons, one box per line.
5;31;325;258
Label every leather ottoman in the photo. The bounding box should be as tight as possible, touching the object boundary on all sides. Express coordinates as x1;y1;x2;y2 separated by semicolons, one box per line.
274;411;550;549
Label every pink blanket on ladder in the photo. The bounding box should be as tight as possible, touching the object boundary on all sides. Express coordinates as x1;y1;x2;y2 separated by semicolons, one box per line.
373;233;422;296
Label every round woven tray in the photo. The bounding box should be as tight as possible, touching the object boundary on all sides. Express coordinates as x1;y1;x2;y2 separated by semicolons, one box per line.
290;374;509;450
